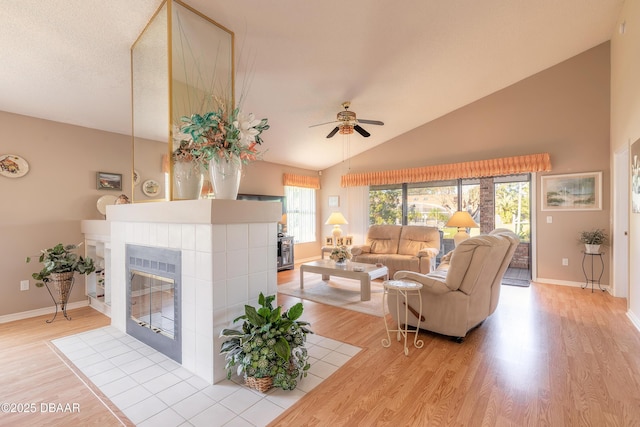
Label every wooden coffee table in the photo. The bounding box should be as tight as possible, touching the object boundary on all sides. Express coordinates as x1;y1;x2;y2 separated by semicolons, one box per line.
299;260;389;301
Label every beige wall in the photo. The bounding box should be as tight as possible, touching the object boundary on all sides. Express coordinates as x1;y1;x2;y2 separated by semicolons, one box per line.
322;42;611;285
611;3;640;320
0;111;132;317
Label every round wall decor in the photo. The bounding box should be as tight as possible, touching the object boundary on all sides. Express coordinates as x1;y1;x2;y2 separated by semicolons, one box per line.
0;154;29;178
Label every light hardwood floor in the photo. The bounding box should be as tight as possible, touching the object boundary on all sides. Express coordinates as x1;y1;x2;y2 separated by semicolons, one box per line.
2;269;640;426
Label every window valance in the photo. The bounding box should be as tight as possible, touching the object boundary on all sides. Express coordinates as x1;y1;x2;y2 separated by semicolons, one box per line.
340;153;551;187
283;173;321;189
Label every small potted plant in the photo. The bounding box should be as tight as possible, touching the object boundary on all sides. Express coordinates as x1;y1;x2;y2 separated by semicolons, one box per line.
220;293;312;392
330;245;352;265
579;229;608;254
26;243;95;321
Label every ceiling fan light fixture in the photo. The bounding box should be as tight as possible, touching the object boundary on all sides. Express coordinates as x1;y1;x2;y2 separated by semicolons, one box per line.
339;124;354;135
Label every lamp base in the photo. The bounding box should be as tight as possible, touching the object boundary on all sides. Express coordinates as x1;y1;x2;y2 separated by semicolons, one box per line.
332;225;343;245
453;228;470;247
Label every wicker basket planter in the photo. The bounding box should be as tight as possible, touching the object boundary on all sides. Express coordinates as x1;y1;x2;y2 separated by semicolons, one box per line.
49;271;74;306
244;375;273;393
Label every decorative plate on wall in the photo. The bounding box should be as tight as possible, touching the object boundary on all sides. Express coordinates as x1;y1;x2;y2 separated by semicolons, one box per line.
96;195;118;215
142;179;160;197
0;154;29;178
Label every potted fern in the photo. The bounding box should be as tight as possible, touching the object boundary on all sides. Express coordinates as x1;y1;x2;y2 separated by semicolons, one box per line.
220;293;312;392
579;229;608;254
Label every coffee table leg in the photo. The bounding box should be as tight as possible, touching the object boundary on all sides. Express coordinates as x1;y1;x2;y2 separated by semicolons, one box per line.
300;268;304;289
360;276;371;301
322;274;330;281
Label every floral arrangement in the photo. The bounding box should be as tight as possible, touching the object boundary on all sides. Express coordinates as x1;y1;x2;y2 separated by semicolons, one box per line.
220;293;312;391
179;104;269;167
330;245;352;263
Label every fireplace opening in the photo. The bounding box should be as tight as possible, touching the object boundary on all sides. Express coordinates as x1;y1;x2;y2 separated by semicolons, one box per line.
126;245;181;363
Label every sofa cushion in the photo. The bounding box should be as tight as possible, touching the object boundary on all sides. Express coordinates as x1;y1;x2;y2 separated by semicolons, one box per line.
398;225;440;256
366;225;402;254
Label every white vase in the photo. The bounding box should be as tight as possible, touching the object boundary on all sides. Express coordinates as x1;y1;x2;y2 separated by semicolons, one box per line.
173;160;203;200
209;156;242;200
585;244;601;254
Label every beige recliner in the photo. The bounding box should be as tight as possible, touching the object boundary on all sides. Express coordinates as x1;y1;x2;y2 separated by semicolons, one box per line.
350;225;440;278
389;230;520;340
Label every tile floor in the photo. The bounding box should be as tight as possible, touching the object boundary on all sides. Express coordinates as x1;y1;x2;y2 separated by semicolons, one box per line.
52;326;360;426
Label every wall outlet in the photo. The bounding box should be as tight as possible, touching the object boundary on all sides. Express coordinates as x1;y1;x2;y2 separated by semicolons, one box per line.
20;279;29;291
562;258;569;266
546;216;553;224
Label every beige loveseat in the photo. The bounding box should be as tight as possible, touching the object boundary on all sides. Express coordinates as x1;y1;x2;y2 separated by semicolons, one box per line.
350;225;440;277
389;230;519;341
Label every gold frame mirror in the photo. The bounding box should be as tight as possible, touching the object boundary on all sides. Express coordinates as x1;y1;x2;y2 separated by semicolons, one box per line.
131;0;234;202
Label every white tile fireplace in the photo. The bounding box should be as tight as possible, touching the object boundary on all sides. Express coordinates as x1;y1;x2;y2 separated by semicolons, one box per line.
105;199;281;384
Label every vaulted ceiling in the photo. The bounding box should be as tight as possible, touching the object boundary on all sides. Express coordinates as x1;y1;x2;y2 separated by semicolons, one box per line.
0;0;623;170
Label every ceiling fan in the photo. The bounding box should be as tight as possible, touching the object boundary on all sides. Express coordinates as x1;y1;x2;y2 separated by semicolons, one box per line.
310;102;384;138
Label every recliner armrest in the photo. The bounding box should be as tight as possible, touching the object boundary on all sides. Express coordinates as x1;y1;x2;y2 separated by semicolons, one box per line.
393;270;451;295
417;247;438;258
350;245;370;256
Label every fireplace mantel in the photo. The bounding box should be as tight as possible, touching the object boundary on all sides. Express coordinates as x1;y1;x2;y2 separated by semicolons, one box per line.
106;199;282;225
105;199;281;383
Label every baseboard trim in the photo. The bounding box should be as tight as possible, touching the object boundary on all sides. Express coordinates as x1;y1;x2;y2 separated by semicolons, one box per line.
533;277;610;292
627;310;640;333
0;300;89;324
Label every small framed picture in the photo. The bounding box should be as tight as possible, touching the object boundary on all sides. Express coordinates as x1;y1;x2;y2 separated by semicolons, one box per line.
96;172;122;191
345;236;353;246
336;237;344;246
325;236;334;246
328;195;340;208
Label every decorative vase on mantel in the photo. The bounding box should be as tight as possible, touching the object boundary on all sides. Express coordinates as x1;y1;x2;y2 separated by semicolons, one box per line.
209;155;242;200
173;160;203;200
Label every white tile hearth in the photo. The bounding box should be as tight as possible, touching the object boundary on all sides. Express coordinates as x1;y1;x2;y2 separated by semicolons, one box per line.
52;326;360;427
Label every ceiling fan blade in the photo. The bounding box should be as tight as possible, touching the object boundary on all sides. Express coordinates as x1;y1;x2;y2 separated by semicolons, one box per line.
326;127;340;138
309;120;338;128
354;125;371;137
358;119;384;126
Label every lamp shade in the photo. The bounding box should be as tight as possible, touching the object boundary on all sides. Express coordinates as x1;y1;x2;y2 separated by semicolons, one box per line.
325;212;348;225
445;211;478;228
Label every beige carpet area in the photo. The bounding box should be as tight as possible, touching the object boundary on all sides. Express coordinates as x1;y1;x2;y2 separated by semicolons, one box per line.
278;275;385;317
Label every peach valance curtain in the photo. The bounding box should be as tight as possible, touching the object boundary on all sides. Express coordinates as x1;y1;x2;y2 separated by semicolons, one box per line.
340;153;551;187
283;173;321;189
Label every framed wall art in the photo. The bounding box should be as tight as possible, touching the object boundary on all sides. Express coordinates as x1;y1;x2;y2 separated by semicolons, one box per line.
540;171;602;211
96;172;122;191
328;195;340;208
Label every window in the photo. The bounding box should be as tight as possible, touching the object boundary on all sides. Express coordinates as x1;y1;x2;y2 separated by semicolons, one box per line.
371;179;480;236
284;186;316;243
494;176;530;242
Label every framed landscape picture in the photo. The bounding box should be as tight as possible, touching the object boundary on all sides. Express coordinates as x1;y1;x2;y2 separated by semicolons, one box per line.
541;171;602;211
96;172;122;191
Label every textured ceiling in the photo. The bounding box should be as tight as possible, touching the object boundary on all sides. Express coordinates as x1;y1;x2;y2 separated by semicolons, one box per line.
0;0;623;170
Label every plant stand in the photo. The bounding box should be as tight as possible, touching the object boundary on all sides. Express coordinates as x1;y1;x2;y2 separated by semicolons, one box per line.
581;252;605;293
43;272;75;322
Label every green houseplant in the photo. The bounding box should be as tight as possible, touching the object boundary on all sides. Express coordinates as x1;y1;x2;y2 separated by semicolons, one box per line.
220;293;312;391
26;243;95;321
579;229;608;254
26;243;95;287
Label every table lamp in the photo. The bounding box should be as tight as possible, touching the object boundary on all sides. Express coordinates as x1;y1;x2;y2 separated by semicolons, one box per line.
446;211;479;247
325;212;348;244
